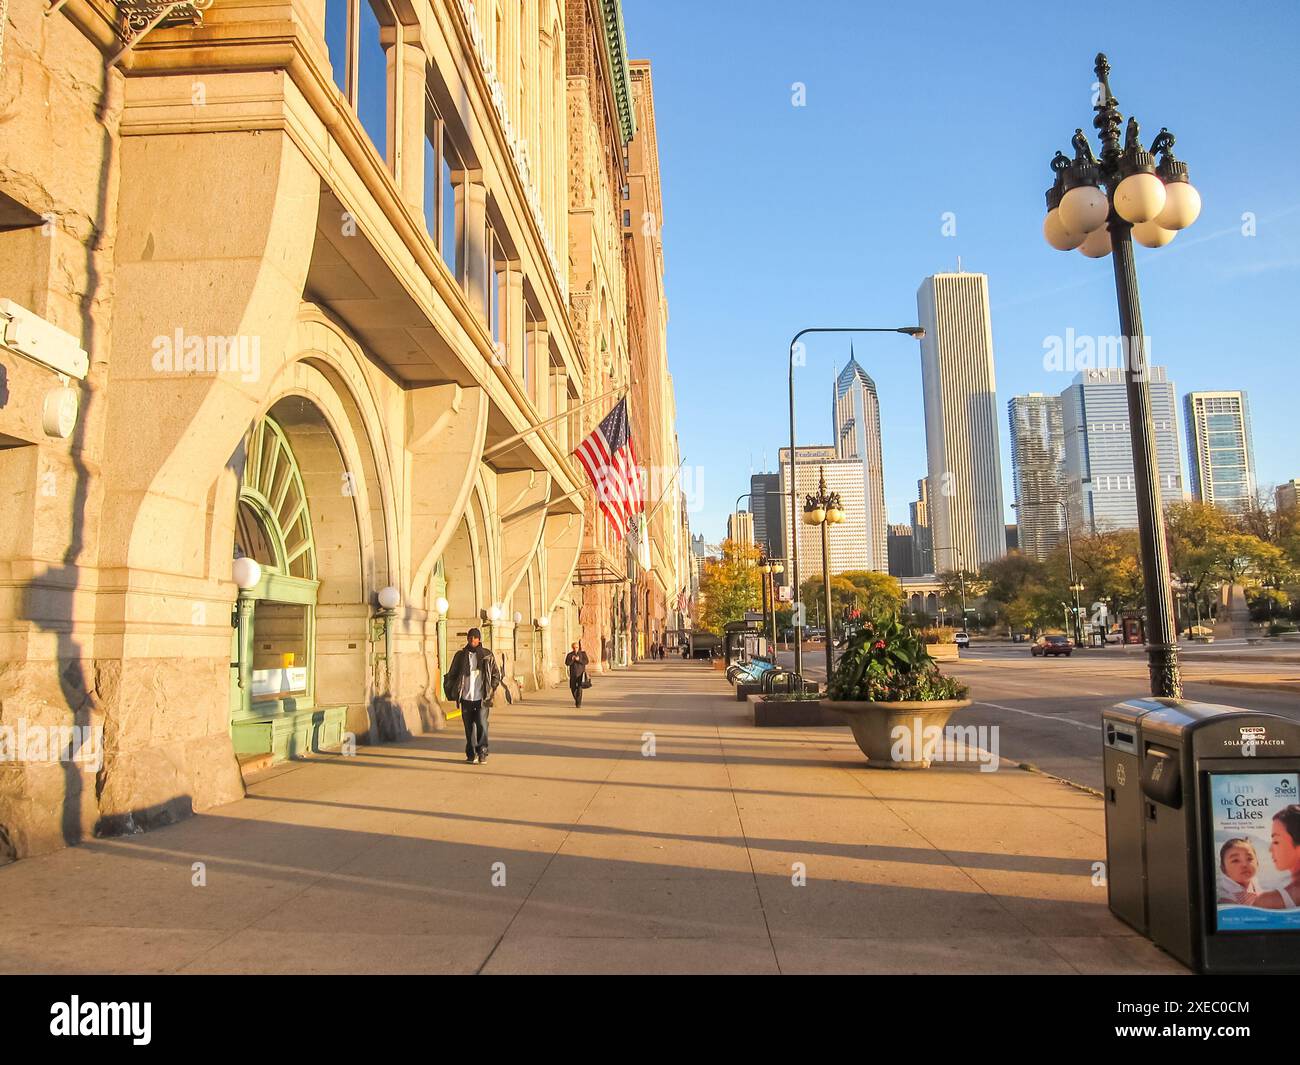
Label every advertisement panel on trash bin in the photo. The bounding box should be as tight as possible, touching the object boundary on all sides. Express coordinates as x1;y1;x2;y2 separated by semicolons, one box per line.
1209;770;1300;931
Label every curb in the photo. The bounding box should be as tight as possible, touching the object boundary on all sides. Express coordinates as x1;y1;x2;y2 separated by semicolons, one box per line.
1191;675;1300;694
1015;760;1105;799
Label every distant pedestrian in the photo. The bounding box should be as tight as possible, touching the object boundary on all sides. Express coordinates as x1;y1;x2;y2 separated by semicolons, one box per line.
443;628;501;764
565;641;590;706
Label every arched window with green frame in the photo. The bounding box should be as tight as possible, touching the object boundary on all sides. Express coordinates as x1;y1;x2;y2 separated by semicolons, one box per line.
232;416;321;723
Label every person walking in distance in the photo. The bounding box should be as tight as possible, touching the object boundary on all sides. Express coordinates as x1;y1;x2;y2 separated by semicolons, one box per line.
443;628;501;764
565;641;590;707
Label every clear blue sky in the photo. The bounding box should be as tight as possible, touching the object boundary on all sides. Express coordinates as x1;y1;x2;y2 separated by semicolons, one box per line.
622;0;1300;547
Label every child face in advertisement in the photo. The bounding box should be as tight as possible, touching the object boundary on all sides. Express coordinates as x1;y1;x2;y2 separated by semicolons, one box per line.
1222;841;1258;890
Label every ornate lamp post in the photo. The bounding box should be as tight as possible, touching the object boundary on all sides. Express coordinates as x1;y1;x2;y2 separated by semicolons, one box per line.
803;467;845;684
757;552;784;660
1041;54;1201;698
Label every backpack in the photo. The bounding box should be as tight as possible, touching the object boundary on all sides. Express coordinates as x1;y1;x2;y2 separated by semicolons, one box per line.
442;650;461;702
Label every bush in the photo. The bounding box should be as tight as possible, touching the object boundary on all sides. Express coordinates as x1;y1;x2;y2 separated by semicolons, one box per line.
1268;622;1298;636
920;626;957;645
829;617;969;703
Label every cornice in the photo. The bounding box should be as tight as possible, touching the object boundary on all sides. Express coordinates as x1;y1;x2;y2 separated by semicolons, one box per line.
597;0;635;144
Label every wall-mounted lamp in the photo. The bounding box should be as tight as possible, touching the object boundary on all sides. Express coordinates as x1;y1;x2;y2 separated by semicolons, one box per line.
535;615;551;629
373;585;401;693
487;603;503;622
512;610;523;625
233;556;262;591
231;556;262;692
434;595;449;617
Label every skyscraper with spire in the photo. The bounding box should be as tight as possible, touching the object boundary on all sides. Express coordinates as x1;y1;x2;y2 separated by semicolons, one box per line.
832;346;888;572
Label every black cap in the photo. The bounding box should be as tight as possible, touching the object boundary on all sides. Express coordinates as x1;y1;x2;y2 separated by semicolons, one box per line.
467;627;482;640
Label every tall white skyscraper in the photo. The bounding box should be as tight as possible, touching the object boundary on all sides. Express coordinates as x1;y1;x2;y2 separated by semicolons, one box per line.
1008;393;1066;560
1184;391;1255;510
1060;367;1184;533
917;272;1006;573
779;446;871;580
832;349;888;572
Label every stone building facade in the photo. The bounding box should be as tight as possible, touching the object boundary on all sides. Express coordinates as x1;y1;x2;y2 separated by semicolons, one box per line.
0;0;672;859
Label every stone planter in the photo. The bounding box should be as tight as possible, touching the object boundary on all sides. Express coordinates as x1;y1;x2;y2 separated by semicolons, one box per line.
925;642;959;661
830;698;972;769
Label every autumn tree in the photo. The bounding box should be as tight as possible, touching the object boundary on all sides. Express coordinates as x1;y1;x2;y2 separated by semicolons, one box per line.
696;538;761;634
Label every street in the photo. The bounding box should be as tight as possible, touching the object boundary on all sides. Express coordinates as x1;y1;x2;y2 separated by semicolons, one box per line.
778;642;1300;791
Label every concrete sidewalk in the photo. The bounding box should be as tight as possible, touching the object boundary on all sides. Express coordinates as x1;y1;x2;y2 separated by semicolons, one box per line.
0;662;1185;974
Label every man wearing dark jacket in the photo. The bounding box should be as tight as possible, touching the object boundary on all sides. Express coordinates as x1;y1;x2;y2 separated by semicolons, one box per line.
444;628;501;763
564;642;589;707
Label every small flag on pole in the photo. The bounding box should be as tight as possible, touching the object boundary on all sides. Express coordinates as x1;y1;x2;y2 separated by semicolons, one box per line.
574;397;643;540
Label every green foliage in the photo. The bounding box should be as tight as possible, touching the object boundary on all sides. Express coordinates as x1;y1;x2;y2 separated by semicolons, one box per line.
696;538;761;635
828;616;968;703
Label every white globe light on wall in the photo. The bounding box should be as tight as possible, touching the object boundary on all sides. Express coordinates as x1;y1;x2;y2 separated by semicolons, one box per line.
232;556;262;591
488;603;503;622
1114;171;1166;224
536;616;551;628
512;611;523;624
434;596;449;616
377;586;401;610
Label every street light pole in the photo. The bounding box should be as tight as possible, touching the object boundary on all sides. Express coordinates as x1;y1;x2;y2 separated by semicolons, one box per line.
787;326;924;686
1041;54;1200;698
802;466;844;685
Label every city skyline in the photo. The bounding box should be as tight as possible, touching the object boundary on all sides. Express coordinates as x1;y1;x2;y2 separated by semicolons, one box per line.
622;0;1300;547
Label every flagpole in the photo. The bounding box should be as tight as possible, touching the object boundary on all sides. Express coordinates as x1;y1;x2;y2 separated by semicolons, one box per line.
499;481;591;526
481;386;627;459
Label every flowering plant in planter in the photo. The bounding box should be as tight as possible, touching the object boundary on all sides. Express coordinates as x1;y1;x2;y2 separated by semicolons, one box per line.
829;618;968;703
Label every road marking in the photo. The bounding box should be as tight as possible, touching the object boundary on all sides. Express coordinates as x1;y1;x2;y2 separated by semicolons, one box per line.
974;700;1103;732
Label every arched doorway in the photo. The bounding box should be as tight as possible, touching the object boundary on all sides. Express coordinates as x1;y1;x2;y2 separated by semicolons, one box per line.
229;407;352;763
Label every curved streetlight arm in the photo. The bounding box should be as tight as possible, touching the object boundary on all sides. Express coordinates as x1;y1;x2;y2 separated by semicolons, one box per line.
787;326;924;683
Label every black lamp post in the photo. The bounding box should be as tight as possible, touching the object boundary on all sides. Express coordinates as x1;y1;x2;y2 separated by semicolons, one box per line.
786;326;924;685
803;467;845;684
757;552;784;660
1042;54;1202;698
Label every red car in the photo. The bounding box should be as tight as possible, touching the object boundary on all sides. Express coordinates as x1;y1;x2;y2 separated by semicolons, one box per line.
1031;635;1073;657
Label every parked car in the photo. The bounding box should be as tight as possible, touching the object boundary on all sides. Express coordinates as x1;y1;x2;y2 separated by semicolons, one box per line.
1031;635;1072;657
953;631;970;648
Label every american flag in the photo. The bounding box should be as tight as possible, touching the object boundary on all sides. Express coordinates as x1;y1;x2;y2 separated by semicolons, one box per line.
574;397;643;540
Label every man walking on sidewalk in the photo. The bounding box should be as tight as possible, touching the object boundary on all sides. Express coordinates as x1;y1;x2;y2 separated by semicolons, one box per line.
565;641;590;707
444;628;501;763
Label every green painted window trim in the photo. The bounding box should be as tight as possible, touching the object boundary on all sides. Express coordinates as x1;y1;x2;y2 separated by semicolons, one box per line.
233;415;322;723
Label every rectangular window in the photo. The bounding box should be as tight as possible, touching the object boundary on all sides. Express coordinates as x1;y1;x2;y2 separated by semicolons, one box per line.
522;326;533;400
356;0;388;163
423;99;461;278
324;0;350;97
423;101;440;246
323;0;394;170
442;133;458;273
